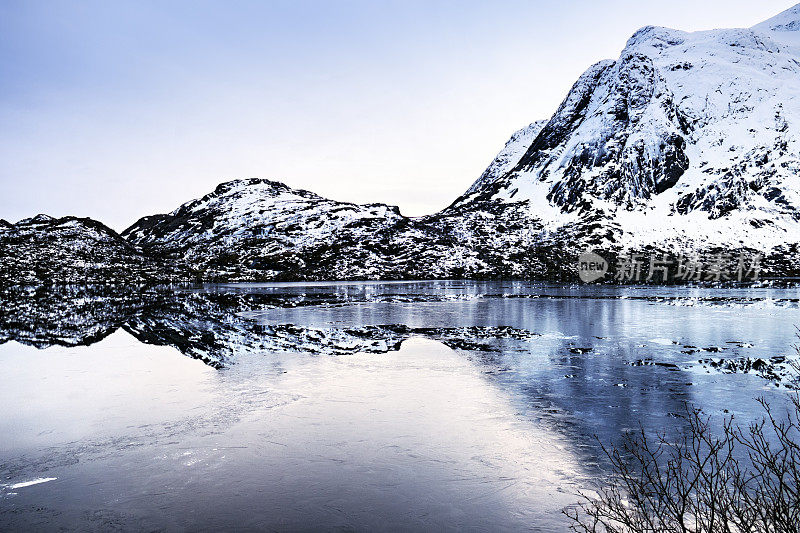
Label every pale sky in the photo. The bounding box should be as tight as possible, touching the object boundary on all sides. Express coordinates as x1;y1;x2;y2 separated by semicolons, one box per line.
1;0;795;230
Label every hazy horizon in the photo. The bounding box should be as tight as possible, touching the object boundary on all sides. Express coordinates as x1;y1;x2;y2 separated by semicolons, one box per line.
1;0;795;231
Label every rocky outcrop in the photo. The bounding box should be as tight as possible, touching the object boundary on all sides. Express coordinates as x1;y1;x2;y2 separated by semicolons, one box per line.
0;215;178;287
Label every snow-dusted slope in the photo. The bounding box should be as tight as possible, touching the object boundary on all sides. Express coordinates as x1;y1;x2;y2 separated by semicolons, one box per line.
0;215;174;286
465;120;548;196
122;178;425;280
122;175;559;280
457;4;800;255
752;3;800;46
124;179;404;250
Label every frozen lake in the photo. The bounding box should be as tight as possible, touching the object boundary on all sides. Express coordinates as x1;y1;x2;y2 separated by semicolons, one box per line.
1;281;799;531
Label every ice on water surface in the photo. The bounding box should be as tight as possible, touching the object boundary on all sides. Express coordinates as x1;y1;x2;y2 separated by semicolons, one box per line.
1;281;799;530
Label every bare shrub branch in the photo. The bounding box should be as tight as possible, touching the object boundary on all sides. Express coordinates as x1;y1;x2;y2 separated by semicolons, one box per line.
566;341;800;533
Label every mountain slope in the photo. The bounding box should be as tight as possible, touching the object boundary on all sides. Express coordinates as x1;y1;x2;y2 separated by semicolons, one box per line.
122;178;424;280
0;215;176;286
455;6;800;257
121;175;563;280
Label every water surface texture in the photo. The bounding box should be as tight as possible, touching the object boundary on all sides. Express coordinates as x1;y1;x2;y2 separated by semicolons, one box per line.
1;281;799;531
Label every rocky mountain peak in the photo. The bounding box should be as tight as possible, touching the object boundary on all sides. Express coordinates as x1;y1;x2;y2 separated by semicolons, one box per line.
17;214;57;226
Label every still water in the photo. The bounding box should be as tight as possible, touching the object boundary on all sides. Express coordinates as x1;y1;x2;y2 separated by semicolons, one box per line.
1;281;799;531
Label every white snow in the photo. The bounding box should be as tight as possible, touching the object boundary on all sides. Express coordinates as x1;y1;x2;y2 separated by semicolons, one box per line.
2;477;57;490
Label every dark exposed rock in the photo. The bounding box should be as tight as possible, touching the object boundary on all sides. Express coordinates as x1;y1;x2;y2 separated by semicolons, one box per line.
698;355;799;388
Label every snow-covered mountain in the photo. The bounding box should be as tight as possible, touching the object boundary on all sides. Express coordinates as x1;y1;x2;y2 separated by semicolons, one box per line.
454;4;800;257
122;178;418;280
4;5;800;284
0;215;176;286
120;177;547;280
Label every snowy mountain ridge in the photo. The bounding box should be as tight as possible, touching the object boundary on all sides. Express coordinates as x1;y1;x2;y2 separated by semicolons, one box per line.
3;5;800;284
455;5;800;255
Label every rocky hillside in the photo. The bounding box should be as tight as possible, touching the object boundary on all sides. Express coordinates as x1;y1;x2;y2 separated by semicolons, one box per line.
121;176;570;280
0;215;176;286
122;178;421;280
